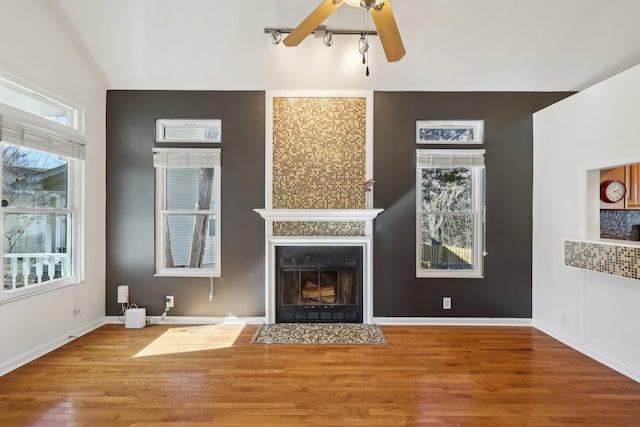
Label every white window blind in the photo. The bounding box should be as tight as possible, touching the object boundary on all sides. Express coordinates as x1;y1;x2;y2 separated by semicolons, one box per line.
153;148;221;168
417;149;485;168
0;115;86;160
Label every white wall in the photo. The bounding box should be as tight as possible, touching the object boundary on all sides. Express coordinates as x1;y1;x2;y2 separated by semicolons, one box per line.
0;0;106;375
533;64;640;382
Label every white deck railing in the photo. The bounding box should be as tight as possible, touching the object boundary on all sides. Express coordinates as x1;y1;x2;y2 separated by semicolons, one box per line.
4;253;69;290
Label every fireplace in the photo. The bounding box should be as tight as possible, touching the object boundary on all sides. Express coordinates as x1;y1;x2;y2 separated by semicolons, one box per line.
254;208;382;324
276;246;363;323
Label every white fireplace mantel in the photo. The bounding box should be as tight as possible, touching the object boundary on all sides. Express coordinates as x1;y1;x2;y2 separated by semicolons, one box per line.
254;208;383;223
254;208;383;324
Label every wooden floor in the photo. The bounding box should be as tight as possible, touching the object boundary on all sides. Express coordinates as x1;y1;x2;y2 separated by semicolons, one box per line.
1;324;639;426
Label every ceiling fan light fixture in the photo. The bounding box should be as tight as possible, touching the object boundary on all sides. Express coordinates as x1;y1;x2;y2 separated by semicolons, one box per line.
343;0;384;9
358;34;369;55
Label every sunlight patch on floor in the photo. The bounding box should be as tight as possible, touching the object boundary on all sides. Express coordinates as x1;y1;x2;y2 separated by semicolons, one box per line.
133;324;245;358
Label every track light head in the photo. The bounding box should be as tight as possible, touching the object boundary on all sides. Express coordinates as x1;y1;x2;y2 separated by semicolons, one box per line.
323;31;334;47
270;29;282;45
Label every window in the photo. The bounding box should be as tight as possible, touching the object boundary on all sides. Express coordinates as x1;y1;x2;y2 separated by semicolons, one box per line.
416;120;484;144
154;148;221;277
416;149;486;278
0;78;85;300
155;119;221;143
0;73;82;130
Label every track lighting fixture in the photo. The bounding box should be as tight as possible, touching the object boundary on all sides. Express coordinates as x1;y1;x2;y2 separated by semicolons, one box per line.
323;31;334;47
269;29;282;45
264;27;378;76
264;28;376;47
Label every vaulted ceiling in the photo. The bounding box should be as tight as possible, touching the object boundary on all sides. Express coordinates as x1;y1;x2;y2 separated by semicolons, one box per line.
51;0;640;91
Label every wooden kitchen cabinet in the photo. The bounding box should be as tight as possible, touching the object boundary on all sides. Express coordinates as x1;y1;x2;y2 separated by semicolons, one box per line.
625;163;640;209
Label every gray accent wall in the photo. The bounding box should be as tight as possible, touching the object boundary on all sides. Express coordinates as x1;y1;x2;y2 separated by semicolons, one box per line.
106;91;265;317
106;90;571;319
372;92;572;318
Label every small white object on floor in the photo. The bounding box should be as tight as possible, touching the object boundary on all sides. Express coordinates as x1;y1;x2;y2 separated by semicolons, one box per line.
125;308;146;328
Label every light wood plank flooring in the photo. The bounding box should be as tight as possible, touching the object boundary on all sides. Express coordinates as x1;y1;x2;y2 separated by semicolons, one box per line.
1;324;639;426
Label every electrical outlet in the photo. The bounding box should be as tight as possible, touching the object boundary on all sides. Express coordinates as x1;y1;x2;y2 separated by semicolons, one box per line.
443;297;452;310
166;295;175;308
117;285;129;304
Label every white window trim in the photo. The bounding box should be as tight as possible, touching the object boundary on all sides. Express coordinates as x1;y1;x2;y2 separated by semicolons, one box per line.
154;147;221;277
155;119;221;143
0;143;84;303
0;74;85;302
0;70;84;132
416;120;484;144
416;149;486;278
0;156;84;301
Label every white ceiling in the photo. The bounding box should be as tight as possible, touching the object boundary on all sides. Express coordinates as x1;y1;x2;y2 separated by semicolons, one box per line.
50;0;640;92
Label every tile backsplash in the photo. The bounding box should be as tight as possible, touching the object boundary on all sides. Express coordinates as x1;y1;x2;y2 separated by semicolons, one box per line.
600;209;640;240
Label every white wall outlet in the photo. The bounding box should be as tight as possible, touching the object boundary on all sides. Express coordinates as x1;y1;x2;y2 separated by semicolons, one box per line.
443;297;452;310
117;285;129;303
166;295;174;308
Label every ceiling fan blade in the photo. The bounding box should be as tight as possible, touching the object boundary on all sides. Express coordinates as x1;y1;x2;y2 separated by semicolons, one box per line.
370;0;405;62
283;0;344;47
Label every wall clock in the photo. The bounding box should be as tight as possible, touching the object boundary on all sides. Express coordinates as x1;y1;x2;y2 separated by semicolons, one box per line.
600;180;626;203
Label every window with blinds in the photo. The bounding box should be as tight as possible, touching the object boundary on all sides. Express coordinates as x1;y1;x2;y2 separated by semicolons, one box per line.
416;149;486;278
0;75;85;301
153;148;221;277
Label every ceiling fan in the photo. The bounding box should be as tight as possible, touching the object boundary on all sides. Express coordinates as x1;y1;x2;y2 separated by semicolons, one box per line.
283;0;405;62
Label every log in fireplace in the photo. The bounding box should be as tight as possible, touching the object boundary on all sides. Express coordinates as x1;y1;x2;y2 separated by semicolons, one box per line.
276;246;363;323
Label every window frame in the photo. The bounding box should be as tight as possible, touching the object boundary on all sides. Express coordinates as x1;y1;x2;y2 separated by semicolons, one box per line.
154;148;222;277
0;75;85;302
155;119;221;143
0;71;83;131
416;149;486;278
416;120;484;144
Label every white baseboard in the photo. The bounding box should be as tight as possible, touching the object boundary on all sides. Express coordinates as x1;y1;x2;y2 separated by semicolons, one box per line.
533;319;640;383
0;318;106;377
374;317;532;326
104;315;266;325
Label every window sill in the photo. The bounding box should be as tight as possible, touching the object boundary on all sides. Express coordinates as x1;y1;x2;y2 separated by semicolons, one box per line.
417;270;484;279
0;278;82;305
155;270;221;278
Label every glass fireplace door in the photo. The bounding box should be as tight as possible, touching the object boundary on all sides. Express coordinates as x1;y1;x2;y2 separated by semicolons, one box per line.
276;246;363;323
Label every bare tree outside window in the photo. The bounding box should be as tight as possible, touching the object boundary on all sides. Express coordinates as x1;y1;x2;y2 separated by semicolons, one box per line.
156;156;220;276
2;144;71;289
189;168;214;268
420;168;473;270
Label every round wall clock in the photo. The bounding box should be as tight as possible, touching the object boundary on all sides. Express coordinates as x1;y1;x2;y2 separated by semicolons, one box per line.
600;180;626;203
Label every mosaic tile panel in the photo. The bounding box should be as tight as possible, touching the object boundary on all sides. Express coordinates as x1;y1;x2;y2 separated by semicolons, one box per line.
273;221;365;237
564;240;640;280
252;323;387;344
272;97;366;209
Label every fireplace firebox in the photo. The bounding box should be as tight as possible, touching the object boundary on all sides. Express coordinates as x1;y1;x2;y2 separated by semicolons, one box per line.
276;246;363;323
